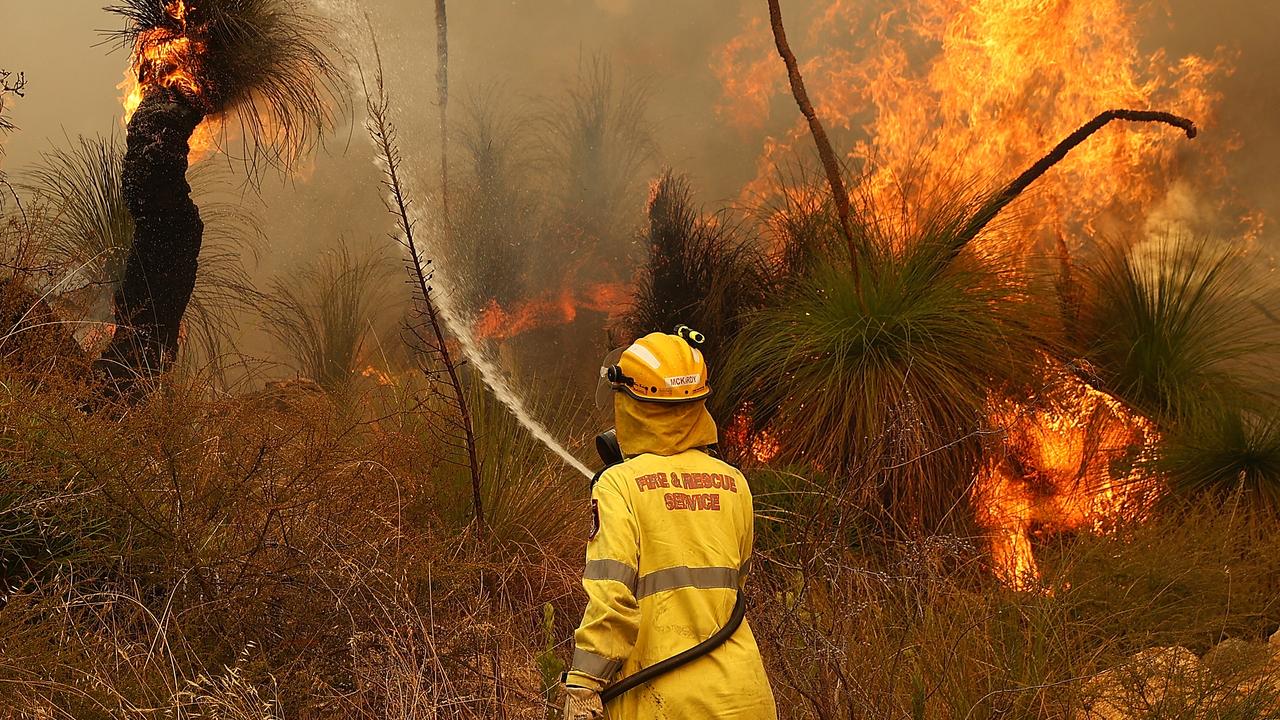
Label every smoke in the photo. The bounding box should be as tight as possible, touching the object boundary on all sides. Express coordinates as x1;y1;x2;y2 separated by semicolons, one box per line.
1148;0;1280;252
0;0;1275;398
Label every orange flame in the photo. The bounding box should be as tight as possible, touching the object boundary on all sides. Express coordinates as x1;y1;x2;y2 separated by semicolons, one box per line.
361;365;395;386
472;283;630;342
716;0;1239;252
723;411;783;465
715;0;1243;588
117;0;220;163
974;366;1160;590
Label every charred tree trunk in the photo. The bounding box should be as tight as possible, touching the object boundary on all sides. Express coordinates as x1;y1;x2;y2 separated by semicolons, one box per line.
766;0;859;274
98;85;205;393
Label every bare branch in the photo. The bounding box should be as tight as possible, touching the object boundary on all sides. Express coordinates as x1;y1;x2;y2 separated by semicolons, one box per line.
0;69;27;136
363;25;485;538
766;0;860;277
953;110;1197;259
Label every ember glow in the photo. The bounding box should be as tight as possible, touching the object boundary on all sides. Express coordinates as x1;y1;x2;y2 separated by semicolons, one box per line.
975;368;1161;589
117;0;220;162
724;412;783;465
473;282;630;341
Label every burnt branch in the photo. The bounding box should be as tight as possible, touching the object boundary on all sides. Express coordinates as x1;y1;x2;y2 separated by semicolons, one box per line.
363;30;484;538
954;109;1198;259
766;0;860;277
0;69;26;135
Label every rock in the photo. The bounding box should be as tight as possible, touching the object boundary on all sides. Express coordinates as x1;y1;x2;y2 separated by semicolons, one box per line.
1077;647;1201;720
1130;646;1199;676
1202;638;1257;671
1080;642;1280;720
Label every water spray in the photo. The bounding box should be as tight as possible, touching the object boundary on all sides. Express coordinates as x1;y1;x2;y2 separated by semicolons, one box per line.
396;242;595;480
390;141;592;480
327;4;594;479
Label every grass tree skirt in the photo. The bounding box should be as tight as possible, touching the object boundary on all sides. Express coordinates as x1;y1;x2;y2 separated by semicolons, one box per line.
98;86;205;389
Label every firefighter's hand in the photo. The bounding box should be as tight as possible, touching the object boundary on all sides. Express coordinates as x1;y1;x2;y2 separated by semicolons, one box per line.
561;683;604;719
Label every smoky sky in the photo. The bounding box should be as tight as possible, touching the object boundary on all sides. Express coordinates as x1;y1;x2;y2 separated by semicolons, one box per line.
2;0;1277;263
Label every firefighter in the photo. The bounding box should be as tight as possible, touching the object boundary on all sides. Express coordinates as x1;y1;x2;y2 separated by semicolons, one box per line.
561;329;777;719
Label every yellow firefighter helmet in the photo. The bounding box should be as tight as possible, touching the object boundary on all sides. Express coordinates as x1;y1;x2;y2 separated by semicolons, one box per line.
601;326;711;404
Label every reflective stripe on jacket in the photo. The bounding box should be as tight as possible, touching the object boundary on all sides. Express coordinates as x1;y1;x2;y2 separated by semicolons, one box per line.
567;448;777;720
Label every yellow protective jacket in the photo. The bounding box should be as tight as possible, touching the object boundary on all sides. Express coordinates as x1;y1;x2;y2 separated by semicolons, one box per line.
566;395;777;719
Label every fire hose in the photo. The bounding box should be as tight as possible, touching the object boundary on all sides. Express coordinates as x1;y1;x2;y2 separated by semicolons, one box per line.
591;429;748;705
601;592;746;704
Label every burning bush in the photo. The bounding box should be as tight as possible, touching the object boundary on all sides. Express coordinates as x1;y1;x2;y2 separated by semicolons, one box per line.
721;193;1049;531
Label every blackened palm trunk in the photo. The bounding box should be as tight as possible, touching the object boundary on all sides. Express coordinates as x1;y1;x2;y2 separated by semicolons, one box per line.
98;86;205;391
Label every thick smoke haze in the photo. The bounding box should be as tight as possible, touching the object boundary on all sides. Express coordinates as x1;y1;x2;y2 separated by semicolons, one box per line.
4;1;1276;228
2;0;1276;349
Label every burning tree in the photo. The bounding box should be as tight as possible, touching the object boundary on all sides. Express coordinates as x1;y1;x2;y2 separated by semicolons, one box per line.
100;0;339;392
709;3;1203;539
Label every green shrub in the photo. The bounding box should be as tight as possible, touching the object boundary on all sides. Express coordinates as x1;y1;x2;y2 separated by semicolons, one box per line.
723;207;1048;530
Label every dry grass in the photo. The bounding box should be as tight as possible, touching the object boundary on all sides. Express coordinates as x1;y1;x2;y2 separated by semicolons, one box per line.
0;363;580;719
1;361;1276;719
749;486;1280;719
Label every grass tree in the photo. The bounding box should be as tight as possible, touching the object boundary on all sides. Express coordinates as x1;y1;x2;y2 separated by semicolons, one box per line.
23;135;258;367
624;170;770;366
722;197;1050;529
100;0;340;393
1071;238;1276;421
262;243;390;396
1157;407;1280;509
539;57;655;281
452;88;534;308
1069;237;1280;507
